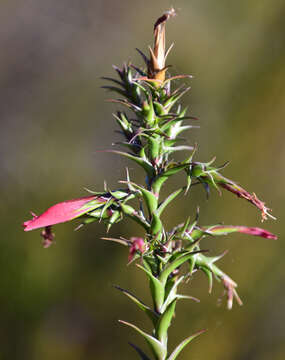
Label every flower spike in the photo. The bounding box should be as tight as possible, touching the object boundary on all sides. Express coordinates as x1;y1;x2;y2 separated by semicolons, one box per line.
22;9;277;360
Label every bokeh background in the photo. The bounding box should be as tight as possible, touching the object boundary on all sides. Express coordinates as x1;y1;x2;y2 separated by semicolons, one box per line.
1;0;284;359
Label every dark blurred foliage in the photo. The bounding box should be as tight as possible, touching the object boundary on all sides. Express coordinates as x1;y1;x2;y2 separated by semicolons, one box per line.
0;0;284;359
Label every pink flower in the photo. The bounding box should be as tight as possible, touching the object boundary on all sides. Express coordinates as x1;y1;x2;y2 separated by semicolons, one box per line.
208;225;277;240
22;195;99;231
235;226;277;239
128;237;147;262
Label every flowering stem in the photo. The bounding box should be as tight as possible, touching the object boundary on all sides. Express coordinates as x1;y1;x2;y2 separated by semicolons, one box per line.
22;8;277;360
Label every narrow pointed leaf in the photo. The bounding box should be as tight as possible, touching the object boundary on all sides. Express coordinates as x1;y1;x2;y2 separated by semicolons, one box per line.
101;237;129;246
136;264;165;312
108;150;155;178
129;182;158;215
167;329;206;360
181;217;191;237
188;257;196;275
155;299;177;344
150;213;163;235
114;285;158;326
199;266;213;293
120;203;150;231
106;210;121;232
175;294;200;302
152;164;190;194
99;198;114;219
161;276;185;312
159;252;199;285
119;320;166;360
156;187;184;217
164;87;191;111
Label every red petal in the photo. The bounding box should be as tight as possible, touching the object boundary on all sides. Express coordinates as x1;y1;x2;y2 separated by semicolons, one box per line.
23;195;97;231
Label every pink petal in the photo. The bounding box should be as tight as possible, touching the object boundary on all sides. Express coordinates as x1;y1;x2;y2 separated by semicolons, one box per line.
23;195;97;231
209;225;277;240
237;226;277;240
128;237;146;262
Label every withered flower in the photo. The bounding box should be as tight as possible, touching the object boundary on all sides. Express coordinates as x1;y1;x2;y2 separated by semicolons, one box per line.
222;275;243;310
41;226;55;248
148;8;176;83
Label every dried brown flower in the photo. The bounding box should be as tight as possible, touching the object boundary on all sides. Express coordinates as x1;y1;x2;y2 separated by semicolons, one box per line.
148;8;176;83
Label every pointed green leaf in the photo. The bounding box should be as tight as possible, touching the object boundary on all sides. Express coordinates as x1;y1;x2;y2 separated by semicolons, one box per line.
164;87;191;112
156;188;184;217
199;266;213;293
119;320;166;360
129;183;158;215
113;112;132;135
148;136;160;161
175;294;200;302
153;101;166;116
109;189;130;200
180;217;191;237
136;264;165;312
159;252;198;286
81;216;97;225
163;74;193;85
161;117;194;133
141;97;155;126
184;228;205;241
195;254;226;280
120;203;150;231
142;257;154;273
184;238;202;254
155;299;177;345
114;286;158;326
150;213;163;235
101;237;128;246
106;210;121;232
161;276;185;312
152;164;189;194
108;150;155;178
188;257;196;275
167;330;206;360
99;198;114;219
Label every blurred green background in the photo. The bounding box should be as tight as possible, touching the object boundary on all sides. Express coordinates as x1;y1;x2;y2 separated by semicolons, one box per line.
1;0;284;359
